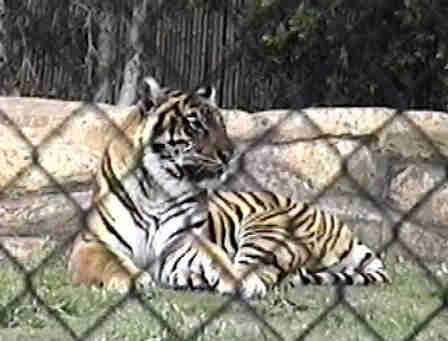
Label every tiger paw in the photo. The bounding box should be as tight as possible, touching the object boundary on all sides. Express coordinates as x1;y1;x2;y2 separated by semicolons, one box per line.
214;272;267;299
135;272;154;292
169;270;209;290
240;272;267;299
103;274;132;294
215;278;239;296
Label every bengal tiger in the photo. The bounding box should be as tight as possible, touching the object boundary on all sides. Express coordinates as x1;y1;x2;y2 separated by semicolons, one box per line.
68;77;390;299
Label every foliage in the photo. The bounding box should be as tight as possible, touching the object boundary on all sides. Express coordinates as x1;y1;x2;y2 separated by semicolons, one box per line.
242;0;448;110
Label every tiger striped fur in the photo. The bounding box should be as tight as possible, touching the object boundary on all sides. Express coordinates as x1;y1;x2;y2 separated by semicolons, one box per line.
68;77;390;299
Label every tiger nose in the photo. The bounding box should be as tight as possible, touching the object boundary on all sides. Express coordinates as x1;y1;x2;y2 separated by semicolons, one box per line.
217;149;233;164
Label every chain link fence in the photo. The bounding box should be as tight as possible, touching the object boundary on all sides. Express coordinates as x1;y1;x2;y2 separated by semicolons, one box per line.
0;0;448;340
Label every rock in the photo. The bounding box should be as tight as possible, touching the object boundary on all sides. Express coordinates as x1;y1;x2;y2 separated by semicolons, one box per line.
0;236;56;263
1;97;448;262
0;98;132;197
0;190;92;237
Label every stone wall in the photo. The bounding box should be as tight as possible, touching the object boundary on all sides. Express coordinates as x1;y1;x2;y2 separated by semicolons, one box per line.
1;97;447;265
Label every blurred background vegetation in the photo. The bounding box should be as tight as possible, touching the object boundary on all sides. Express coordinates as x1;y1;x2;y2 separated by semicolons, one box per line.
0;0;447;111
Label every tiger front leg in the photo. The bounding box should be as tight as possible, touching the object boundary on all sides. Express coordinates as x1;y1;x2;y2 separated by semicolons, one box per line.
161;242;215;291
197;240;270;298
100;260;153;294
213;263;269;299
69;232;154;294
114;257;154;293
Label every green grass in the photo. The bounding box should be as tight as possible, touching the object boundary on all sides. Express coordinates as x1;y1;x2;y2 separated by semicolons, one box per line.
0;245;447;341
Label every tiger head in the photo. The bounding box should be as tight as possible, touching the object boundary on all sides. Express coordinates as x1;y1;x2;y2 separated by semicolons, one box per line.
137;77;235;188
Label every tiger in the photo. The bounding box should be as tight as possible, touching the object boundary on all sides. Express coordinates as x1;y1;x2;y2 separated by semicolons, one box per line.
68;76;390;299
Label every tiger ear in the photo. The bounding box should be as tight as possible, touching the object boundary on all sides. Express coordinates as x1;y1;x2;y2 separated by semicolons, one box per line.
139;77;162;112
196;85;216;105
